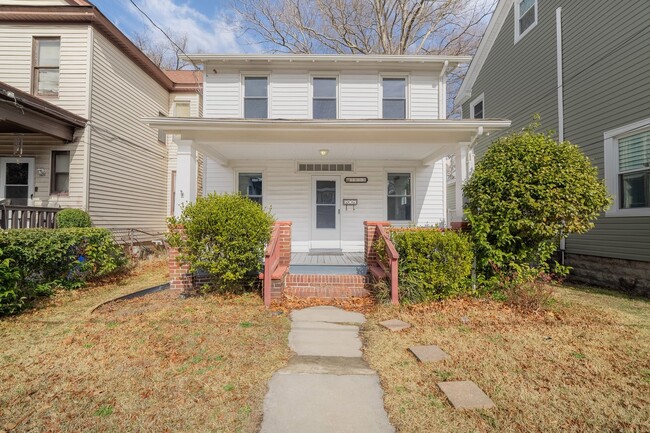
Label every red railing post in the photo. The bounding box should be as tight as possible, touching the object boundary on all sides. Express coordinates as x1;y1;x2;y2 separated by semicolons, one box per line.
375;223;400;305
263;223;280;308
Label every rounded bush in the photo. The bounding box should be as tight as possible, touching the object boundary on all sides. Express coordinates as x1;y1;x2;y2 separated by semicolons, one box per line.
464;126;610;282
375;228;474;303
56;208;92;228
168;193;275;292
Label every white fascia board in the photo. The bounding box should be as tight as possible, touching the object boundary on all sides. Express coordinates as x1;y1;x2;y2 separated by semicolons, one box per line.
455;0;514;107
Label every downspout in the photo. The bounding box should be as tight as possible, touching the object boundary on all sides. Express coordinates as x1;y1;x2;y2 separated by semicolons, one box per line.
556;7;566;265
83;25;94;213
438;60;449;119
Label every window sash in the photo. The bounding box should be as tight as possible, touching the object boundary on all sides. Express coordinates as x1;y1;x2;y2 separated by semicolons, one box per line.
472;101;484;119
33;38;60;96
51;151;70;194
619;170;649;209
238;173;263;204
619;130;650;173
382;78;407;119
518;0;536;34
387;173;412;221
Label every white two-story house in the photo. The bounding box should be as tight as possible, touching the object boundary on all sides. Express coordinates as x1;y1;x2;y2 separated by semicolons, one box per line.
150;54;510;253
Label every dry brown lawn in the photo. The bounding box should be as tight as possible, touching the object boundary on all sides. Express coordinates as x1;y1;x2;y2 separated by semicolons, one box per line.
363;285;650;433
0;258;291;433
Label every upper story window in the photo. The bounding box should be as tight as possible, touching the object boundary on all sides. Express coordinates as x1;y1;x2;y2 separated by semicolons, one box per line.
382;77;407;119
33;37;60;96
174;101;191;117
604;119;650;217
312;77;337;119
515;0;538;42
470;94;484;119
244;76;268;119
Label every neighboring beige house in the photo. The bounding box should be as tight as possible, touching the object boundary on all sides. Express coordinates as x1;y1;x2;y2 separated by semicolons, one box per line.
0;0;201;238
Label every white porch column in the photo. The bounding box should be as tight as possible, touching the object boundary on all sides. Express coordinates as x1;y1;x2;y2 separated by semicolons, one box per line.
174;139;198;217
454;142;470;221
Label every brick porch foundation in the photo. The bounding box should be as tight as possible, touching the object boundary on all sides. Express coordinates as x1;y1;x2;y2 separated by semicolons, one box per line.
284;274;371;298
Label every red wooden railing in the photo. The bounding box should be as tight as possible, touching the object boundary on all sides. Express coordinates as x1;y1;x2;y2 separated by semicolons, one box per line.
377;224;399;304
263;223;282;307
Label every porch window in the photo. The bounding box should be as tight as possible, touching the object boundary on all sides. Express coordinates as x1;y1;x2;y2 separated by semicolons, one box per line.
51;151;70;194
387;173;411;221
619;130;650;209
515;0;537;42
244;77;268;119
33;37;60;96
382;78;407;119
313;77;337;119
238;172;263;205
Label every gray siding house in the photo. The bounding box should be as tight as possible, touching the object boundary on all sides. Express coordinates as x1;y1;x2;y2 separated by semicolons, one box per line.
456;0;650;293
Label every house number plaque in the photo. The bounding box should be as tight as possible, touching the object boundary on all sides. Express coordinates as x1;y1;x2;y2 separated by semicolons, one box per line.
344;177;368;183
343;199;358;210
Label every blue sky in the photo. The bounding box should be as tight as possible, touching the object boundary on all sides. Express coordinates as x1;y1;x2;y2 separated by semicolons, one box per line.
91;0;254;53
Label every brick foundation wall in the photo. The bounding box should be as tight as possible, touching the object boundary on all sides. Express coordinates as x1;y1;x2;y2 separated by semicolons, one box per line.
566;253;650;297
168;226;192;293
284;274;370;298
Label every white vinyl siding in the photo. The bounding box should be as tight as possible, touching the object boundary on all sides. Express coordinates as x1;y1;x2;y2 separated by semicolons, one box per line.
203;71;241;118
205;159;444;251
272;72;309;119
410;72;439;119
88;31;169;233
0;24;90;117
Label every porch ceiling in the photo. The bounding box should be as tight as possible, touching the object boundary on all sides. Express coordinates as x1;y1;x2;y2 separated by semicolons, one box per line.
144;118;511;163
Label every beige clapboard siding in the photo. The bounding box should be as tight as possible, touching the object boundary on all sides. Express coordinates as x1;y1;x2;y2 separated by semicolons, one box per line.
88;30;169;232
0;134;85;208
204;159;444;251
0;24;90;118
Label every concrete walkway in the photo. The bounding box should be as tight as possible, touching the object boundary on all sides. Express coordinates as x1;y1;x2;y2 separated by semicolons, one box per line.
260;306;395;433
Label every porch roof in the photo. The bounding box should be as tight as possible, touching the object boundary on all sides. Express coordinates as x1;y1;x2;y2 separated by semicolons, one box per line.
0;82;86;141
144;118;511;165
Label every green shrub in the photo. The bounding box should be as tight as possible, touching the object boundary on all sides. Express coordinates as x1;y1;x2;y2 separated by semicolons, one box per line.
375;229;474;303
56;208;92;228
168;193;275;292
0;228;127;293
464;124;610;286
0;248;23;316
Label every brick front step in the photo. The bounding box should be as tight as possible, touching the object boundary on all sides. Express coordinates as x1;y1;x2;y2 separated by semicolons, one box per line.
284;274;371;298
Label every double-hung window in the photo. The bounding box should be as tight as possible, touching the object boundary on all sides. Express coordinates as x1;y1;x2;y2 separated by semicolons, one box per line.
33;37;60;96
382;78;407;119
244;76;268;119
238;172;263;205
51;151;70;194
605;120;650;216
470;94;484;119
387;173;411;221
312;77;337;119
515;0;538;42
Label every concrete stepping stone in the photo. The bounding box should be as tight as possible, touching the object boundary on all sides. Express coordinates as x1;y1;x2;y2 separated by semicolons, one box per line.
437;380;495;410
289;320;362;358
291;306;366;324
379;319;411;332
408;345;450;363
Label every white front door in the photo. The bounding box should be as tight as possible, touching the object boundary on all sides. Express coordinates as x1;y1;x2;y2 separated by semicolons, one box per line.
0;157;35;206
311;175;341;250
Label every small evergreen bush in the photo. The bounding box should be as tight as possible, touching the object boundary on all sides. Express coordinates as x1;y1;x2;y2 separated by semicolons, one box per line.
168;193;275;293
464;124;610;286
0;228;127;315
375;229;474;303
0;248;23;316
56;208;92;228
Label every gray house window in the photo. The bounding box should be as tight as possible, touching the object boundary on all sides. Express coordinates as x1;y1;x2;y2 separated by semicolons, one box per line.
471;95;484;119
619;130;650;209
515;0;538;41
244;77;268;119
239;172;263;204
313;77;337;119
382;78;406;119
387;173;411;221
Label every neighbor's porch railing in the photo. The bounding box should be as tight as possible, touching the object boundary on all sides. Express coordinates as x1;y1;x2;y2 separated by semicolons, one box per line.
376;224;399;305
0;204;60;229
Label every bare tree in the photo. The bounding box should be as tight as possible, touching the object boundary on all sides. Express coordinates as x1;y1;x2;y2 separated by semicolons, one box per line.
234;0;495;56
131;29;192;70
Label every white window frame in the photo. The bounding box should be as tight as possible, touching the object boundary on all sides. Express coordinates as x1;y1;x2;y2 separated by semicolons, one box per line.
173;99;192;117
309;73;340;120
235;169;264;205
241;73;270;119
604;118;650;217
385;170;414;223
514;0;538;44
379;73;410;120
470;93;485;119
